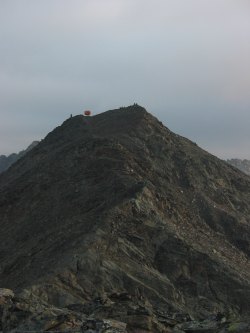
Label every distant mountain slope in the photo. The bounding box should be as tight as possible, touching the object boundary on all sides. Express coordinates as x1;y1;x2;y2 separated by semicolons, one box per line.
227;159;250;176
0;105;250;332
0;141;39;173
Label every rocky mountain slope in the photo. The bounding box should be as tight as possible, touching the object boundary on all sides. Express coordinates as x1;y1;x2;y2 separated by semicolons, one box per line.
226;159;250;176
0;141;39;174
0;105;250;332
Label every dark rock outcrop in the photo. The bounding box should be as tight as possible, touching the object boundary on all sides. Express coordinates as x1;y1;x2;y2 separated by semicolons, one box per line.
0;105;250;331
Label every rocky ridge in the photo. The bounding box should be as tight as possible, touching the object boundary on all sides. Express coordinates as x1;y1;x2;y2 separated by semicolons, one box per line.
0;141;39;174
0;105;250;332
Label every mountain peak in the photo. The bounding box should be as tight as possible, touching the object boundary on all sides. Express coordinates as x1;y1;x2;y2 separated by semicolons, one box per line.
0;106;250;331
41;105;164;150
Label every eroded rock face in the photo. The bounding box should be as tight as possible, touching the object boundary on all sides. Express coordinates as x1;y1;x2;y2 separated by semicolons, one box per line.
0;105;250;330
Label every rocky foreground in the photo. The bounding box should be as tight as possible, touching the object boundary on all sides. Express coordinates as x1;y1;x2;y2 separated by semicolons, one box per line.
0;105;250;332
1;288;250;333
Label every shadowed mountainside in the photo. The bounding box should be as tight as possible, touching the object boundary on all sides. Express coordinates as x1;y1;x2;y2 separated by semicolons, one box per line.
0;105;250;332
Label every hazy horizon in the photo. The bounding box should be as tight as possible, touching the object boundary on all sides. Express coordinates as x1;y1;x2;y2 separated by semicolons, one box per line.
1;0;250;159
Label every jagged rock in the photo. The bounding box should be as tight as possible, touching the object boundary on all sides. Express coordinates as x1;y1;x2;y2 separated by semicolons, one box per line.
1;299;32;333
175;319;220;332
0;289;14;304
1;295;85;332
81;318;127;332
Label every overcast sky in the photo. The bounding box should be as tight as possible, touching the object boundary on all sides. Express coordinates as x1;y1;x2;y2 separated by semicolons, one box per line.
1;0;250;158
